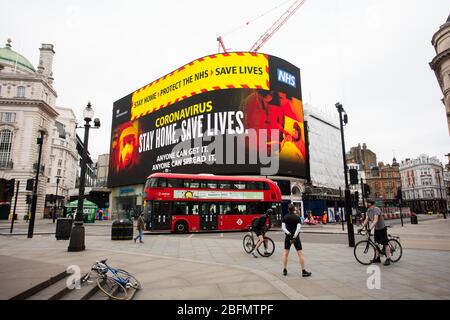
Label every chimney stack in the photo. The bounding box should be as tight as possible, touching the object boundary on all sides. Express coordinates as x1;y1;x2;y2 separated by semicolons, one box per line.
38;43;55;82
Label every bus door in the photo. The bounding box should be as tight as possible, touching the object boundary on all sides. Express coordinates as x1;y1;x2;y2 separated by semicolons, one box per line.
152;201;171;230
200;203;218;231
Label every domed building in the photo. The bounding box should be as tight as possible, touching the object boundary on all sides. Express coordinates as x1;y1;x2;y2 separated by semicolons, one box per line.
430;14;450;135
0;39;59;220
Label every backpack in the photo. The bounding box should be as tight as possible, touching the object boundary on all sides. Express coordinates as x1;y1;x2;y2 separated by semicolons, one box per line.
252;218;260;229
252;215;267;229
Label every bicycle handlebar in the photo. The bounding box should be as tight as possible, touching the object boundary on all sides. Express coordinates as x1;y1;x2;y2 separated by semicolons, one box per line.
357;228;371;236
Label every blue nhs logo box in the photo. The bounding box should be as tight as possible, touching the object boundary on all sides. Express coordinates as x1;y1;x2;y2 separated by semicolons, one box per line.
277;68;296;88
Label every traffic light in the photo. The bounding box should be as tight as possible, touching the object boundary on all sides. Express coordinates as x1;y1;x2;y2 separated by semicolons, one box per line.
26;194;32;204
4;179;15;198
363;184;371;198
349;169;358;185
354;191;359;206
26;178;34;191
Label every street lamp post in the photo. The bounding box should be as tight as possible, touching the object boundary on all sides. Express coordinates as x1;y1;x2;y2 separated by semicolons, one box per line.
397;187;404;227
336;102;355;247
27;130;45;238
438;167;446;219
68;102;100;252
52;176;60;223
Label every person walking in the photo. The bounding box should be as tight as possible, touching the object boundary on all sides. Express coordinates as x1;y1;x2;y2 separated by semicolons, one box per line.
360;200;391;265
282;204;312;277
134;212;145;243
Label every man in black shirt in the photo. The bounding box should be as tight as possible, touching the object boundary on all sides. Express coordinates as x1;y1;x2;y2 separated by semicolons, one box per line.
249;210;271;258
282;204;312;277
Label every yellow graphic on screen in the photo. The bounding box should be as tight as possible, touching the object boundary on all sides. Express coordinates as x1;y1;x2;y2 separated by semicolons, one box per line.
131;52;270;120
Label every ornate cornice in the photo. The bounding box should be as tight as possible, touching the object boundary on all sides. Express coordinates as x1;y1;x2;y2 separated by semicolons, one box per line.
0;73;57;97
0;98;59;118
431;23;450;46
430;48;450;70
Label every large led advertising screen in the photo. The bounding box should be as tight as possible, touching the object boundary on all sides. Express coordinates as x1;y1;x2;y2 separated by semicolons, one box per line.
108;52;307;187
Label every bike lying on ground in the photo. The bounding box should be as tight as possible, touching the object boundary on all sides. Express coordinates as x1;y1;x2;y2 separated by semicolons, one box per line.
354;227;403;265
242;229;275;257
83;259;141;300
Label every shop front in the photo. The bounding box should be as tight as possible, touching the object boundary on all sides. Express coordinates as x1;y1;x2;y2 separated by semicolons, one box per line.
109;184;144;220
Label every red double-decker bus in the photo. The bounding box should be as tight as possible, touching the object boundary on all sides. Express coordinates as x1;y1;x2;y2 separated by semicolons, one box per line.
143;173;282;233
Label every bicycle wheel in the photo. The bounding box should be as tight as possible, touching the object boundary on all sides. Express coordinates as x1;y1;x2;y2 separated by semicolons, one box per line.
388;239;403;263
96;275;128;300
115;269;142;290
257;237;275;257
354;240;377;265
243;234;254;254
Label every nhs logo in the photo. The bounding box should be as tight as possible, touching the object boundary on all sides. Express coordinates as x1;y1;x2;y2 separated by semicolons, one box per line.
277;69;296;88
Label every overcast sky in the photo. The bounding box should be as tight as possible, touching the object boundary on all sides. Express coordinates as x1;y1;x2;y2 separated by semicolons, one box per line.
1;0;449;165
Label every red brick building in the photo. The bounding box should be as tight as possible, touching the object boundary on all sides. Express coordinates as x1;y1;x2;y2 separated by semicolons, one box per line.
365;159;401;205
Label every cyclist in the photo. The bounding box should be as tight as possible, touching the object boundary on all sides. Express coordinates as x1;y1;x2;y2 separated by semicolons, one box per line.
248;209;272;258
359;199;391;266
282;204;312;277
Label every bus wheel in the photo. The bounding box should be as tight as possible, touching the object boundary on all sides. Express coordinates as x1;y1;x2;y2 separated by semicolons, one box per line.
175;221;188;234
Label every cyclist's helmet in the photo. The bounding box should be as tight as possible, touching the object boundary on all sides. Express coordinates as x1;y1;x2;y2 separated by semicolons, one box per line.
266;209;274;215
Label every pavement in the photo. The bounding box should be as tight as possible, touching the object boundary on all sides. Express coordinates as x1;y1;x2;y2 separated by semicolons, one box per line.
0;215;450;300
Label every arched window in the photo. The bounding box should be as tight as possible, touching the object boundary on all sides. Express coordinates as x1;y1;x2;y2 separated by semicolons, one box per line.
0;129;13;167
17;86;25;98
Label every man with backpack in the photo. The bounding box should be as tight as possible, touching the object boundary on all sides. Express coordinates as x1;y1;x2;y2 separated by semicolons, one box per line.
248;209;272;258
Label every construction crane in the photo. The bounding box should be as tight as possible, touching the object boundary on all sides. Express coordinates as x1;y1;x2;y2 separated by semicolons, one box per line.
216;0;306;53
250;0;306;52
217;36;228;53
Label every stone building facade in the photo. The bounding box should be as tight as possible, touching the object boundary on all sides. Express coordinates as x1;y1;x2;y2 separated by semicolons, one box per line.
94;153;109;188
0;39;58;219
399;154;447;213
430;14;450;135
45;107;78;216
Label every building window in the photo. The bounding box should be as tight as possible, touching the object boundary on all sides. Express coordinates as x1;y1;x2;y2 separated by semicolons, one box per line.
0;85;2;96
57;169;61;176
58;159;62;166
17;86;25;98
0;112;16;123
0;129;13;167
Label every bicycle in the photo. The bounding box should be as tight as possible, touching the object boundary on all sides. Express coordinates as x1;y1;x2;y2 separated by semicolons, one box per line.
354;227;403;265
83;259;141;300
242;229;275;257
